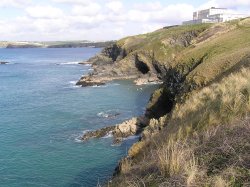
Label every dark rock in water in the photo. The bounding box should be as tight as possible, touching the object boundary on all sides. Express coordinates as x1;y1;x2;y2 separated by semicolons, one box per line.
108;113;120;118
0;61;9;64
77;81;105;87
82;126;116;141
98;111;121;119
113;137;123;145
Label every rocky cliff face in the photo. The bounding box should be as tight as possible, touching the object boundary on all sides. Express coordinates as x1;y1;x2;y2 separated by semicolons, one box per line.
77;18;250;186
78;18;250;138
76;24;210;87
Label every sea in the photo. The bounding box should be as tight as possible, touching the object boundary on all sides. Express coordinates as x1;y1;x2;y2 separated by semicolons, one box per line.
0;48;158;187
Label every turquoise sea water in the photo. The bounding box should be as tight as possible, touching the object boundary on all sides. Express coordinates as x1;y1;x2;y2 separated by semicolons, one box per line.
0;48;158;187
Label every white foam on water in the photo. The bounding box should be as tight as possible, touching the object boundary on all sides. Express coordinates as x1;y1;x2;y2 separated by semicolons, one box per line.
73;130;90;143
97;110;121;118
97;112;109;118
84;64;91;66
101;131;113;139
139;81;163;85
91;85;107;88
67;80;81;89
69;80;77;85
59;61;80;65
123;135;140;140
108;83;120;87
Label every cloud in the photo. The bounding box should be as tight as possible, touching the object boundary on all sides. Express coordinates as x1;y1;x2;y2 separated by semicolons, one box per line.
133;1;162;11
127;3;194;25
106;1;123;13
0;0;249;41
199;0;250;9
150;4;194;24
0;1;196;41
71;3;101;16
217;0;250;8
25;5;64;19
0;0;32;8
52;0;91;5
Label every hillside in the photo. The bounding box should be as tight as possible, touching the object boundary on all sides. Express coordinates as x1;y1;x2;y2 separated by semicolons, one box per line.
77;18;250;186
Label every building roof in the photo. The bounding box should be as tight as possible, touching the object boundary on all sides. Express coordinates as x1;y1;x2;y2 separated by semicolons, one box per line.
210;7;227;10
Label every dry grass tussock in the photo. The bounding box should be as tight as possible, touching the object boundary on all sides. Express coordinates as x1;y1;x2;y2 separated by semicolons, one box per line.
108;68;250;187
170;68;250;138
110;120;250;187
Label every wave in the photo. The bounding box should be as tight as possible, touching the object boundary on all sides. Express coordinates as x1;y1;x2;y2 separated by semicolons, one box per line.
140;81;163;85
97;110;121;118
97;112;110;118
101;131;113;139
58;61;80;65
124;135;140;140
69;80;77;85
65;81;81;89
91;85;107;88
109;83;120;86
90;82;120;88
72;85;81;88
84;64;91;67
72;130;90;143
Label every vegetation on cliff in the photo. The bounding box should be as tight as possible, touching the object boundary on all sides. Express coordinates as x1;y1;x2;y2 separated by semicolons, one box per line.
110;68;250;186
78;18;250;186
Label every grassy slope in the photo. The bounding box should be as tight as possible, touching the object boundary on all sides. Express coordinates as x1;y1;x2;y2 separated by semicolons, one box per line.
111;67;250;187
108;18;250;186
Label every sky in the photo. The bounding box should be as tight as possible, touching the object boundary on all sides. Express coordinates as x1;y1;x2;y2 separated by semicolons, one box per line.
0;0;249;41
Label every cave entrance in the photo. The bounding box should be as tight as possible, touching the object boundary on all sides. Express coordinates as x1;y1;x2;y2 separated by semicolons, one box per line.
135;56;150;74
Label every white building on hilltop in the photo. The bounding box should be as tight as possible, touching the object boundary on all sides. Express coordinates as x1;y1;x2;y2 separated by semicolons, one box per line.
183;7;247;25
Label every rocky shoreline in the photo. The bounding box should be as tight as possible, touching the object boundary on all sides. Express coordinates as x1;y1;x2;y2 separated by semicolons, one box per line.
82;117;148;144
76;44;165;87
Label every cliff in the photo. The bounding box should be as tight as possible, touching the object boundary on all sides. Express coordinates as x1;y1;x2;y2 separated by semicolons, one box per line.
78;18;250;186
76;24;211;86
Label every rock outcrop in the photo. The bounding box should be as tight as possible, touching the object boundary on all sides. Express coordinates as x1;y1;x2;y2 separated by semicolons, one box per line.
76;76;106;87
76;24;211;87
81;117;149;143
82;126;115;141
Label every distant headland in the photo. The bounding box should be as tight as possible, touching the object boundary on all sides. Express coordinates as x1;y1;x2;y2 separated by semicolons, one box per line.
0;41;115;49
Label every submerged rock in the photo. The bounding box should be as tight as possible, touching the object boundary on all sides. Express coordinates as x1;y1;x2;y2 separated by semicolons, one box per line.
82;126;115;141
